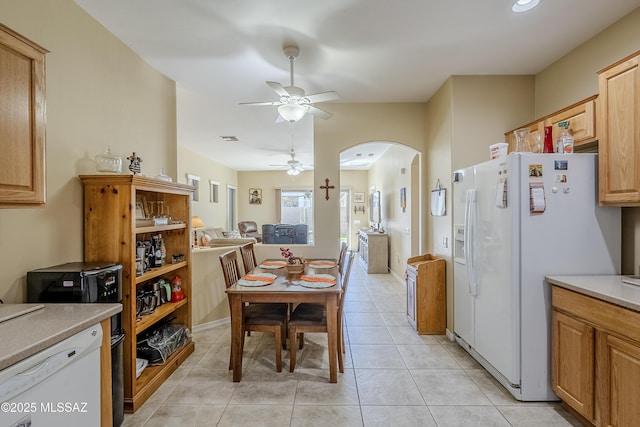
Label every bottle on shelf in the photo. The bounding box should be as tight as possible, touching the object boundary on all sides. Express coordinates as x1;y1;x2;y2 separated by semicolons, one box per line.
556;121;574;153
543;126;554;153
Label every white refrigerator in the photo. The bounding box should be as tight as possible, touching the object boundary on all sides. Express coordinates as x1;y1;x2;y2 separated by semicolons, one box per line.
452;153;620;401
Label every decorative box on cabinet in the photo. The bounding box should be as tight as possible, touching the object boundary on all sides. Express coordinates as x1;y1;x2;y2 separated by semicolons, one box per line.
80;175;195;413
0;24;47;207
551;285;640;426
406;254;445;335
357;230;388;273
597;50;640;206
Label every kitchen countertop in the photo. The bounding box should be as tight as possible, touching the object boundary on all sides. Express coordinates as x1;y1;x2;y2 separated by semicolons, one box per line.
546;275;640;312
0;303;121;371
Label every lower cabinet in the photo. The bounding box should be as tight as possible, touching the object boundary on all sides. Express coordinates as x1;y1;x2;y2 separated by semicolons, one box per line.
406;254;445;335
552;286;640;426
552;310;594;419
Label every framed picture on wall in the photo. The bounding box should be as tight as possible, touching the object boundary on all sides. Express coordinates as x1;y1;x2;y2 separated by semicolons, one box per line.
353;192;365;203
249;188;262;204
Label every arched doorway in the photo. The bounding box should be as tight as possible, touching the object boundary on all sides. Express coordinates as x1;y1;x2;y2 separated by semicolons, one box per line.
339;141;422;279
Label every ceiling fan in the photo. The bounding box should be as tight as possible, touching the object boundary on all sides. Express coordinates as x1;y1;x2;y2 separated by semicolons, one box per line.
269;147;312;176
240;45;339;122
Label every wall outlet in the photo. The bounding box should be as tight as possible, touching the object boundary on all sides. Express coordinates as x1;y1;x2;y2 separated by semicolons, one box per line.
354;219;360;224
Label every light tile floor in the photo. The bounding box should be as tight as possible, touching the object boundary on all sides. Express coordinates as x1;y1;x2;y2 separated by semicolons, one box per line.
123;260;584;426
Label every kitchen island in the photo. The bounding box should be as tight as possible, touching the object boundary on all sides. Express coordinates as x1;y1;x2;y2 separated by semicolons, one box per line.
546;275;640;427
0;303;121;427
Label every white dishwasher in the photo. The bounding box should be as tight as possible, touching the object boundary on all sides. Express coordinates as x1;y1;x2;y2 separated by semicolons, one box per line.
0;323;102;427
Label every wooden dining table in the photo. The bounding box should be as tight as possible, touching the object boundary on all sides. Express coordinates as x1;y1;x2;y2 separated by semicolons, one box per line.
225;259;341;383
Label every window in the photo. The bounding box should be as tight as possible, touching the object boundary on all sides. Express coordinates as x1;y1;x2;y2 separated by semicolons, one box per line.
186;174;200;201
276;189;313;244
209;180;219;203
227;185;237;231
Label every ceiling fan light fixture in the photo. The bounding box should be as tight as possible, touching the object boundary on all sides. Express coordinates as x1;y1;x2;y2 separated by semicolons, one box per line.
512;0;540;13
278;103;308;122
287;167;300;176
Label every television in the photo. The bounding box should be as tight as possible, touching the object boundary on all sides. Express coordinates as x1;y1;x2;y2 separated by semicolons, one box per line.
369;190;381;226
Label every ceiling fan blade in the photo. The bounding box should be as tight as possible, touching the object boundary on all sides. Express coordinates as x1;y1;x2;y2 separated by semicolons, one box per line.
305;91;339;103
267;81;292;97
307;105;333;120
239;100;281;106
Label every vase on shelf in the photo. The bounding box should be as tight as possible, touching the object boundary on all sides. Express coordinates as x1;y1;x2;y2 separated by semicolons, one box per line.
513;128;531;153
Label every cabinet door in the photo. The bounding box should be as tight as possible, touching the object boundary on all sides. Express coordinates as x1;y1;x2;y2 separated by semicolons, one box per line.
598;52;640;205
602;334;640;427
546;99;596;148
0;25;47;206
552;310;595;420
406;270;417;327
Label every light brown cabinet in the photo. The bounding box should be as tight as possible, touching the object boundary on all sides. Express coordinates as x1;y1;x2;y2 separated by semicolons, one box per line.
80;175;195;413
552;285;640;426
505;96;597;154
597;50;640;206
0;24;47;207
406;254;445;334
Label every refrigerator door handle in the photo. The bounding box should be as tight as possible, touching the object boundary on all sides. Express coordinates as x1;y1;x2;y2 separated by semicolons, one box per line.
464;189;478;296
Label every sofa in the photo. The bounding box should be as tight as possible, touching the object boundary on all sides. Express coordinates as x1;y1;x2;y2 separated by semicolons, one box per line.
198;227;257;247
262;224;308;244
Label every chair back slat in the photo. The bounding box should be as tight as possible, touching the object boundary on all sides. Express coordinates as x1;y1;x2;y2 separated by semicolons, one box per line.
337;242;348;275
337;251;356;318
239;242;257;274
219;249;241;289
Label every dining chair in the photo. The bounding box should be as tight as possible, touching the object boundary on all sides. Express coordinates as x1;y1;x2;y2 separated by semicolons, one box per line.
219;249;288;372
239;241;258;274
337;241;348;275
288;251;356;373
238;242;289;318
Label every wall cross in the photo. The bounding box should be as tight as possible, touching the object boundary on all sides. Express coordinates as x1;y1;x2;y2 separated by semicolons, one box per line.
319;178;335;200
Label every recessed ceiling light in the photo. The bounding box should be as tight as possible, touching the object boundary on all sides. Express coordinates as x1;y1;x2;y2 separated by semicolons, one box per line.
220;136;238;142
512;0;540;13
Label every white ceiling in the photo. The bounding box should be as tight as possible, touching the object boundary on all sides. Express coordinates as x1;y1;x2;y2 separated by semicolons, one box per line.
75;0;640;171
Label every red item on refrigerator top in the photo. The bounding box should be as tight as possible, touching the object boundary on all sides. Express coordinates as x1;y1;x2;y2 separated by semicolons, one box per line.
543;126;554;153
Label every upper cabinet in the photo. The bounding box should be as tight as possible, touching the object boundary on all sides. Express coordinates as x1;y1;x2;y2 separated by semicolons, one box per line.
0;24;48;207
505;96;597;154
597;50;640;206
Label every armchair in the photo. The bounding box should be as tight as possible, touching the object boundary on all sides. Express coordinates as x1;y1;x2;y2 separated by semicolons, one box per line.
238;221;262;243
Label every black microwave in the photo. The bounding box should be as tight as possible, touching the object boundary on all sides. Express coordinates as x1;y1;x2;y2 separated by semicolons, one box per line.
27;262;122;303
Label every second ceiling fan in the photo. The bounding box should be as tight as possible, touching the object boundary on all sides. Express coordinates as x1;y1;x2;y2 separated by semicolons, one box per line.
241;45;339;122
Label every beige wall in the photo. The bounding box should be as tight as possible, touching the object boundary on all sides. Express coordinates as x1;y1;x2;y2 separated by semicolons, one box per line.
368;145;420;278
533;7;640;275
425;76;534;331
0;0;177;303
237;170;314;230
425;79;454;327
340;170;371;251
314;103;427;264
177;145;237;229
535;8;640;118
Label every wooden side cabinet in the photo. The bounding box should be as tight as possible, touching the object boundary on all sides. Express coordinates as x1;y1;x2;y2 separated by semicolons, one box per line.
406;254;445;334
552;285;640;426
358;230;388;274
0;24;47;207
597;50;640;206
80;175;195;413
